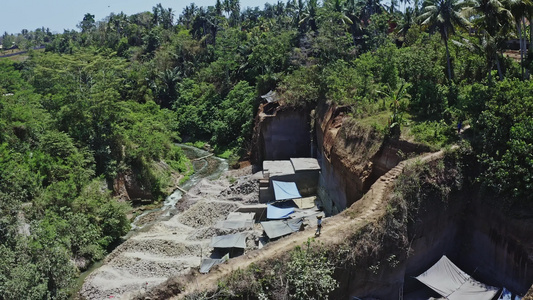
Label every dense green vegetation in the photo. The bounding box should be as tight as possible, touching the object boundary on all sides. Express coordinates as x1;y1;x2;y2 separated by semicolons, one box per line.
2;0;533;298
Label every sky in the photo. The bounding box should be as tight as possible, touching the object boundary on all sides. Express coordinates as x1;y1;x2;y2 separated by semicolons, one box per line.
0;0;274;35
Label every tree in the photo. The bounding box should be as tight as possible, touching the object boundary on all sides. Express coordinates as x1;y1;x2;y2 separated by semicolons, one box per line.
505;0;531;79
419;0;469;82
378;82;411;137
78;13;96;33
462;0;513;80
299;0;320;32
156;67;181;108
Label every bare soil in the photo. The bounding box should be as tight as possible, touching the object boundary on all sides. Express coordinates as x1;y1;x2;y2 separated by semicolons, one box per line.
139;151;446;299
79;166;260;299
82;151;444;299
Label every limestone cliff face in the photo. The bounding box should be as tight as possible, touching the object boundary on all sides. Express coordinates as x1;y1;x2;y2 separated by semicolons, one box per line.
314;101;430;212
251;102;312;165
252;100;429;212
112;161;182;202
113;170;153;201
252;101;533;298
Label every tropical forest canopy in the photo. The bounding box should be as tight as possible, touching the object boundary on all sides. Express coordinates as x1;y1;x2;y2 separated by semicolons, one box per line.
1;0;533;298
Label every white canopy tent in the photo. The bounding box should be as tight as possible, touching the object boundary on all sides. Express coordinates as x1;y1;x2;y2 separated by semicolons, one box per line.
415;255;499;300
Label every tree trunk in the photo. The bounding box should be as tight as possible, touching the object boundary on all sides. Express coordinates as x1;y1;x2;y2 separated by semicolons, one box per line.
444;28;452;82
495;53;504;81
530;13;533;53
521;17;528;77
517;21;524;80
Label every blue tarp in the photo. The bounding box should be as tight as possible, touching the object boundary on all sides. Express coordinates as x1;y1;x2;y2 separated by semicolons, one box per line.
267;203;295;219
498;287;522;300
272;180;301;201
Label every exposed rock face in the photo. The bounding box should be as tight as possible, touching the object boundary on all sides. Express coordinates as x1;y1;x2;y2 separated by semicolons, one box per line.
314;102;430;212
251;100;430;213
252;100;533;298
113;170;153;201
251;102;312;164
456;196;533;295
112;161;182;202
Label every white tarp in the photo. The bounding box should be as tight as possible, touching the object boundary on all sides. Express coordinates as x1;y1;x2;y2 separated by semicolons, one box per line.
292;196;316;209
209;233;247;249
416;255;499;300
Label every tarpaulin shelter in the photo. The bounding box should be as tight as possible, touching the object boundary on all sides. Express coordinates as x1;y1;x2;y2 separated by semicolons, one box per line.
200;253;229;274
415;255;499;300
272;180;301;201
267;203;295;219
209;233;247;249
292;196;316;209
215;212;255;230
261;218;303;239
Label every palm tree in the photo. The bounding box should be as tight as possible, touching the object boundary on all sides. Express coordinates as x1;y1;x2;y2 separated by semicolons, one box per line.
229;0;241;26
299;0;320;32
361;0;385;25
462;0;512;36
506;0;532;79
419;0;470;81
328;0;355;25
398;7;415;37
454;32;507;82
345;0;364;45
289;0;307;30
378;82;411;137
462;0;513;80
157;67;182;108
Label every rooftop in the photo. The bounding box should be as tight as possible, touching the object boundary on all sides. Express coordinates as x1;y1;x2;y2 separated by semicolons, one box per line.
290;158;321;172
263;160;295;176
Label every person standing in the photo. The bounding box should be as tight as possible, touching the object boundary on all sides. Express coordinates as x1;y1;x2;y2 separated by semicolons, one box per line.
315;215;323;236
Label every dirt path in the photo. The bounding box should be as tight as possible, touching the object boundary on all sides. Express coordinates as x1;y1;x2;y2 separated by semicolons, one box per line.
172;150;445;299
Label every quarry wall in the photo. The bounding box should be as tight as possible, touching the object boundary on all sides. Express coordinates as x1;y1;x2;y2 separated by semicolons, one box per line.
252;101;533;298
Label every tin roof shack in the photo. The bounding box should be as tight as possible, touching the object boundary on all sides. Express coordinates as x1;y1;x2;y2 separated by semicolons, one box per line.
209;233;247;258
260;158;320;203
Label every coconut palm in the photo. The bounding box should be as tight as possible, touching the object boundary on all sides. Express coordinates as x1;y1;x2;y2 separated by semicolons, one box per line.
462;0;513;80
360;0;385;25
419;0;470;82
299;0;320;32
398;6;415;37
378;82;411;137
506;0;532;79
345;0;364;45
462;0;512;36
327;0;355;26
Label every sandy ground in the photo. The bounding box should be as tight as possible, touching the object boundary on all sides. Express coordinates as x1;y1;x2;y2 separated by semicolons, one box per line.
79;166;261;299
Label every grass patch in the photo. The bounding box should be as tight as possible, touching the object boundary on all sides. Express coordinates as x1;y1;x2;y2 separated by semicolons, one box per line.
357;111;391;134
185;141;207;149
402;120;458;149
